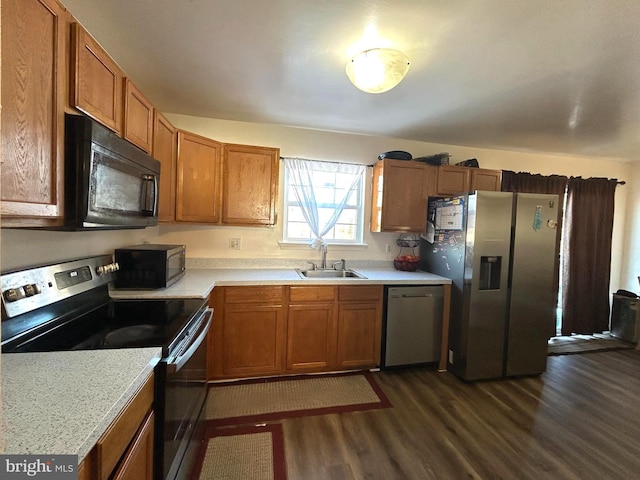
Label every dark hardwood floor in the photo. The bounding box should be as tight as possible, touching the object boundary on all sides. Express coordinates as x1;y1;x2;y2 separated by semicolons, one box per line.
281;349;640;479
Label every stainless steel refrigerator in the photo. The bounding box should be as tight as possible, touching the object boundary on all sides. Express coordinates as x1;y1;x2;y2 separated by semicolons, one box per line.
420;191;559;381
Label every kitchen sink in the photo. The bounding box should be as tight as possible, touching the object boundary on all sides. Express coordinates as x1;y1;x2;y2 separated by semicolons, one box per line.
295;268;366;279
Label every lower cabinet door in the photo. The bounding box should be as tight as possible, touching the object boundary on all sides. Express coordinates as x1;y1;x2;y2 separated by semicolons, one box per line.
112;411;154;480
336;303;381;368
223;305;285;376
286;303;336;371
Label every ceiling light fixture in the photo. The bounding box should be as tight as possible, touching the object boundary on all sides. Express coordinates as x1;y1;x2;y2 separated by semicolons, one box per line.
345;48;410;94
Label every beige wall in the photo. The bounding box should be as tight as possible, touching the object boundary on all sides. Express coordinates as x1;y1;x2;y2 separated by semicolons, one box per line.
1;113;636;292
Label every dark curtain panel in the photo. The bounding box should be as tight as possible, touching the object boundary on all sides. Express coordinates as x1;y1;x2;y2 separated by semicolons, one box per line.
561;177;618;335
501;171;568;336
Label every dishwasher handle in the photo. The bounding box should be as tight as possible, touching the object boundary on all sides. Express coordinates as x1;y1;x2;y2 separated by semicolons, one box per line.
391;293;434;298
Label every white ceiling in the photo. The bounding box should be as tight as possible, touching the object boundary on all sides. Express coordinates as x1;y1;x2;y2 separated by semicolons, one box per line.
63;0;640;162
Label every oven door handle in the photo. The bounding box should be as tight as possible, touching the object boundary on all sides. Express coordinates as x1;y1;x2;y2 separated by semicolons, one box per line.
166;308;212;374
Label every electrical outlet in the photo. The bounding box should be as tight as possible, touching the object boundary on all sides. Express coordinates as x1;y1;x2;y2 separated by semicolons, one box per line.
385;244;392;254
229;238;241;250
448;349;454;364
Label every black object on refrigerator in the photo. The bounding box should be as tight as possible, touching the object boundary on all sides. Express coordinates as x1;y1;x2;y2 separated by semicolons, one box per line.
420;191;559;381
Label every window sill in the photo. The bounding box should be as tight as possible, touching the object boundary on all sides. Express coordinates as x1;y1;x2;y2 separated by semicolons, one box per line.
278;241;369;250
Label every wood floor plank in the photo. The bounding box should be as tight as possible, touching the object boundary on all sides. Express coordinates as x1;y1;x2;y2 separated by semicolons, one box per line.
281;349;640;480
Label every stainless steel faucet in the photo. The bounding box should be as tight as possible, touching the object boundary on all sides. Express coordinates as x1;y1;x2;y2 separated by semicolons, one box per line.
320;243;328;269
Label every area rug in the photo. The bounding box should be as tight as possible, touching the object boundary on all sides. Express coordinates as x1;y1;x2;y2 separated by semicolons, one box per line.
191;423;286;480
205;372;392;427
548;333;636;356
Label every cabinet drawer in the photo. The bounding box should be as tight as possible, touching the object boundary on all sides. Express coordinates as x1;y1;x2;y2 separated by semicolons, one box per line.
224;286;284;304
96;373;154;480
289;286;336;303
338;286;382;302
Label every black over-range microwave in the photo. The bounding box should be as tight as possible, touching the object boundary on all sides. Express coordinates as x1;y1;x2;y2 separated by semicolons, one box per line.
62;113;160;230
115;244;186;289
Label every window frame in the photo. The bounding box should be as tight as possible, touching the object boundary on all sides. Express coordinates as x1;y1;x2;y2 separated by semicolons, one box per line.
282;160;366;245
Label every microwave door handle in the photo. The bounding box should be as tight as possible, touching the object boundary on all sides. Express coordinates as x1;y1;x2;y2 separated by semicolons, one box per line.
166;309;212;374
140;174;158;216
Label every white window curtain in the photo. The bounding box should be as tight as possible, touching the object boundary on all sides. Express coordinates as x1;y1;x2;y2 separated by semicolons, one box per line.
284;158;365;248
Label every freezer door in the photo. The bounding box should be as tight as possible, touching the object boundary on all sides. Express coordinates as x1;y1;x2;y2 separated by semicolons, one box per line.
506;193;559;376
464;191;513;380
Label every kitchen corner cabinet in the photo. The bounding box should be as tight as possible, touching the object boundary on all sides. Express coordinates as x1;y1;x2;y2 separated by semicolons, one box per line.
71;22;125;134
1;0;69;226
222;144;280;226
154;113;178;222
79;373;155;480
210;286;286;378
370;159;437;233
176;131;223;223
436;165;502;196
124;79;155;153
209;285;382;380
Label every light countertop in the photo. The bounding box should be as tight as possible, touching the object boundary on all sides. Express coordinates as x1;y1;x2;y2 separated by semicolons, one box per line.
108;267;452;300
1;348;161;461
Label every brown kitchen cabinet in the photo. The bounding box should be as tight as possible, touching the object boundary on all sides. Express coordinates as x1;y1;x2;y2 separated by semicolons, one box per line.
71;22;125;134
210;286;286;378
336;286;383;368
370;159;437;233
154;112;178;222
176;130;223;223
286;286;337;371
470;168;503;192
1;0;70;226
436;165;502;196
209;285;382;379
123;79;155;153
222;144;280;226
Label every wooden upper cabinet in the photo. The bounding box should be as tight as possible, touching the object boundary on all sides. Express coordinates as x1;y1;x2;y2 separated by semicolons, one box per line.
176;131;222;223
71;22;124;133
436;165;472;196
437;165;502;196
370;159;437;233
124;79;154;153
1;0;69;225
154;113;178;222
222;144;280;226
470;168;502;192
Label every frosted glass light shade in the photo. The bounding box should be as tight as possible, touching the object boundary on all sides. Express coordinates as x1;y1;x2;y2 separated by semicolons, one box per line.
345;48;410;94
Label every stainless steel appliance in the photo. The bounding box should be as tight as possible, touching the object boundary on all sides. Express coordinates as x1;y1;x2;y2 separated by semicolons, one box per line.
115;244;186;289
610;294;639;343
1;255;211;480
421;191;559;381
62;113;160;230
382;285;444;368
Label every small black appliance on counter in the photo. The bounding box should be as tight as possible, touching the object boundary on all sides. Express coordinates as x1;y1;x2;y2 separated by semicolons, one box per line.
115;244;186;289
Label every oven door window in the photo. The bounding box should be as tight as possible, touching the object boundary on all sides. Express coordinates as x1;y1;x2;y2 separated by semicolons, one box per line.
87;145;157;226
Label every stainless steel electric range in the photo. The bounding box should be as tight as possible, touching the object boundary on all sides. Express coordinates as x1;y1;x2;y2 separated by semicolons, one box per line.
1;255;211;480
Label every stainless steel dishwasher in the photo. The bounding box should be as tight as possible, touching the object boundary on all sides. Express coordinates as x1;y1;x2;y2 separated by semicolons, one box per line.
382;285;444;368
